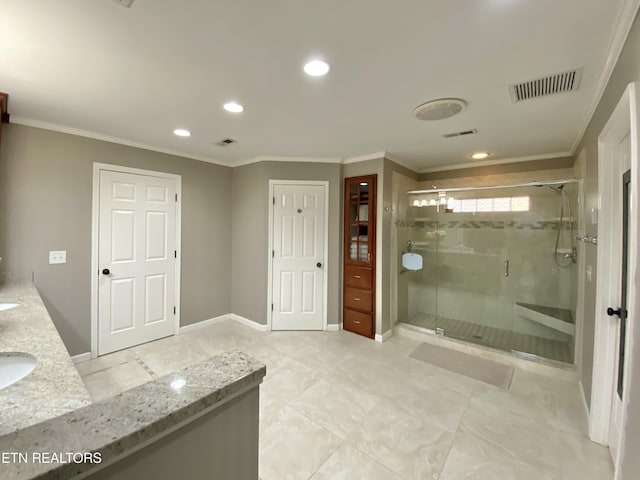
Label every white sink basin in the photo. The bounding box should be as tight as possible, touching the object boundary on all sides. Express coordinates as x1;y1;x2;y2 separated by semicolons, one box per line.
0;353;37;390
0;303;20;312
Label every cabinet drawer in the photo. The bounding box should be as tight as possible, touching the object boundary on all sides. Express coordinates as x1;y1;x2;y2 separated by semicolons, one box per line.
344;265;373;289
343;309;373;337
344;287;372;312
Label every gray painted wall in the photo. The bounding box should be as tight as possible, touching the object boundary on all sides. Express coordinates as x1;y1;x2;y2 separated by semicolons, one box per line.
573;9;640;479
0;124;232;355
231;161;342;326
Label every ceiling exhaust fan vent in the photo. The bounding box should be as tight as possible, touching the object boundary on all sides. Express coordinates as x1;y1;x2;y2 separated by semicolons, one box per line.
510;68;583;103
443;128;478;138
112;0;135;7
215;138;237;147
413;98;467;121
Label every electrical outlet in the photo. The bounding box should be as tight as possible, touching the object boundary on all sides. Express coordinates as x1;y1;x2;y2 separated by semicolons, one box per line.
49;250;66;265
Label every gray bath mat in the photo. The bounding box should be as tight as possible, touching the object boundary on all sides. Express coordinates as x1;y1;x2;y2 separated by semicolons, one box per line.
410;343;514;389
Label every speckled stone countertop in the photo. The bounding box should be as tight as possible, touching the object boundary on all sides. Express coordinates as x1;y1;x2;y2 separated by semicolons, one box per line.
0;350;266;480
0;275;92;436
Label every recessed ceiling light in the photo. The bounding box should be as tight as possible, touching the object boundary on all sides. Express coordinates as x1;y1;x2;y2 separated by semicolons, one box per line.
471;152;490;160
173;128;191;137
304;60;330;77
223;102;244;113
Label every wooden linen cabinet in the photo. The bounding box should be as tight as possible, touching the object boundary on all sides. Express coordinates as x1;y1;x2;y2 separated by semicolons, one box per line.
343;174;377;339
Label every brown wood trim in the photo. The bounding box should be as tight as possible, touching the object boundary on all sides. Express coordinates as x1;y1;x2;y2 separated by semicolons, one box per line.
0;92;9;123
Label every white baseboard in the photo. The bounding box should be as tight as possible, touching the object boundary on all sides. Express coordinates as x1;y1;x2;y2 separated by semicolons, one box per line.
179;314;231;334
71;352;91;364
327;324;340;331
375;330;393;343
579;380;590;420
230;314;269;332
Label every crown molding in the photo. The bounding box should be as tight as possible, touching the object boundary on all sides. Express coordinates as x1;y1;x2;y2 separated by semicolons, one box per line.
230;155;342;168
382;152;421;173
342;151;387;164
570;0;640;153
418;151;573;174
10;117;231;167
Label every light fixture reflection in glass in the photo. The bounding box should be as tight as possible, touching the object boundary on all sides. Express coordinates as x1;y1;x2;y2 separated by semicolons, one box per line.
413;200;421;207
170;377;187;392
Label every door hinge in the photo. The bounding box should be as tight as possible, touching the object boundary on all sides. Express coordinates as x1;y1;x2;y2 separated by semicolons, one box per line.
174;250;177;258
271;303;274;312
272;250;275;258
175;193;178;202
273;196;275;205
173;306;176;315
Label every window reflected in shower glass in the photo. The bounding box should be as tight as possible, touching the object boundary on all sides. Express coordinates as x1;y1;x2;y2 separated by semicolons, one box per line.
461;199;477;212
441;195;531;213
477;198;493;212
493;197;511;212
511;196;530;212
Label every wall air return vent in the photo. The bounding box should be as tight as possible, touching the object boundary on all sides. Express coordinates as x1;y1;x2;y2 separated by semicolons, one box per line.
215;138;237;147
509;68;583;103
443;128;478;138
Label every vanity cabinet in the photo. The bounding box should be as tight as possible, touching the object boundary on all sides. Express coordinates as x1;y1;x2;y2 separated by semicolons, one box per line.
343;175;376;339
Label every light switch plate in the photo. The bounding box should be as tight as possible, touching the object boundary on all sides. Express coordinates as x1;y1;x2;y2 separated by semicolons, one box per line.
49;250;66;264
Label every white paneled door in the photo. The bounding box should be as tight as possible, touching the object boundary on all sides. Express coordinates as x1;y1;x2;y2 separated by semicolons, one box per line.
98;170;178;355
272;184;326;330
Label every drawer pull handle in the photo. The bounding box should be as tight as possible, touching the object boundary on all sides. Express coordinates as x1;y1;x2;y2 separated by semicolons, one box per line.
354;275;362;279
354;297;361;301
353;320;361;324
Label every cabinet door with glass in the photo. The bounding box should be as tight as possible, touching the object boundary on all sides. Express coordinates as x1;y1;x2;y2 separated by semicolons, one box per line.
344;175;376;266
343;174;376;339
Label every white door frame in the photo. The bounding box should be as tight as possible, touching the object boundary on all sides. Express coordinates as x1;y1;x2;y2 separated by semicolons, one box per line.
267;180;329;331
589;83;639;464
90;163;182;358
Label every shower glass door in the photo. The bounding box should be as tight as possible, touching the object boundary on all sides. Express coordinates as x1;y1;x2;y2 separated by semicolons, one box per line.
401;181;578;364
433;188;514;352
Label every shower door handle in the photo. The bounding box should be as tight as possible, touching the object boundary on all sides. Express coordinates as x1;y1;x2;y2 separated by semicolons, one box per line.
504;260;509;277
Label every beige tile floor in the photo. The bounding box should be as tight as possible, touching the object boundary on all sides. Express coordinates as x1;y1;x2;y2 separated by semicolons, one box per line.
75;320;613;480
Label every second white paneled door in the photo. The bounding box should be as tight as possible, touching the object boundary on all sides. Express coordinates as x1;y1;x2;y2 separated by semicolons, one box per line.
98;169;178;355
272;183;326;330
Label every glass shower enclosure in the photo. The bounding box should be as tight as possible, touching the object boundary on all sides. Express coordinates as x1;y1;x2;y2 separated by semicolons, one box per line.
396;181;579;364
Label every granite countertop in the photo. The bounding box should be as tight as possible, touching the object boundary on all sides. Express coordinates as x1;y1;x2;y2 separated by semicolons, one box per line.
0;350;266;480
0;276;92;436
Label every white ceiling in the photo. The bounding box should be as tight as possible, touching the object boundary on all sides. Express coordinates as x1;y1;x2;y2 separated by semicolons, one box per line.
0;0;629;171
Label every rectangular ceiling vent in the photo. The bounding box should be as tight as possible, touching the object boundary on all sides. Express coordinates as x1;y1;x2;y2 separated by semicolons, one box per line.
510;68;583;103
443;128;477;139
215;138;237;147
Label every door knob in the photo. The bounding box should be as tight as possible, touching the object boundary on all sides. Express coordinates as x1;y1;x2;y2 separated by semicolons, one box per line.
607;307;622;317
316;262;322;268
102;268;110;275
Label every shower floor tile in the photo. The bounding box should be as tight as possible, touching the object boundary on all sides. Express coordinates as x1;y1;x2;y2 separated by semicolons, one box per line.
403;313;573;364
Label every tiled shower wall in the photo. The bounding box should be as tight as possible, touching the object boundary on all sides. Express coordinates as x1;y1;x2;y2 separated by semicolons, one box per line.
398;183;579;344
